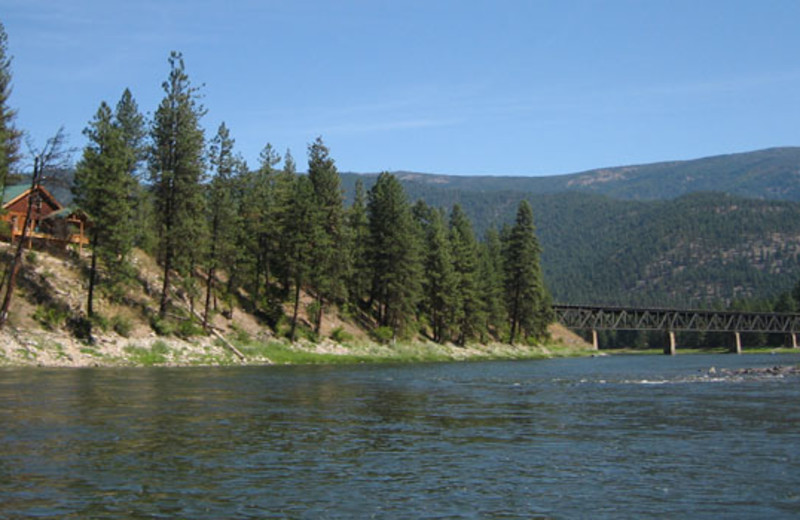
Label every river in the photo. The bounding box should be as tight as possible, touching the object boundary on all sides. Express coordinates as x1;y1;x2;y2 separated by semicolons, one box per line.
1;353;800;519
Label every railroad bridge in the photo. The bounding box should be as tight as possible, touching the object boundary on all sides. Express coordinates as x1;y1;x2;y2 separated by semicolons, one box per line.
553;304;800;355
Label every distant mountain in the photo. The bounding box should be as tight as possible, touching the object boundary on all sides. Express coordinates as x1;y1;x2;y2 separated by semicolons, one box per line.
531;192;800;307
341;148;800;307
342;147;800;202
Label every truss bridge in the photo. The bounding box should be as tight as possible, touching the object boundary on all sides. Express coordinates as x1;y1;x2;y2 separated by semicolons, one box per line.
552;304;800;355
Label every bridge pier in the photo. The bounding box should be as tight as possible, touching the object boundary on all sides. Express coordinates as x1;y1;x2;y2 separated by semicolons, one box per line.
664;331;676;355
591;329;599;350
792;333;798;349
732;331;742;354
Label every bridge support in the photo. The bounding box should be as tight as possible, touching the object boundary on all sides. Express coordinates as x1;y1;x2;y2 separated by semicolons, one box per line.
792;333;798;349
664;331;676;355
591;329;599;350
732;332;742;354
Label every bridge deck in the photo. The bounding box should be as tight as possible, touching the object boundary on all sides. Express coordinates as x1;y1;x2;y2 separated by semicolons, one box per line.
553;304;800;334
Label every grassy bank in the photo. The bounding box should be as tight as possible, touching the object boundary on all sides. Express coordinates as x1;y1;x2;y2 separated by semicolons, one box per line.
232;337;595;366
0;327;596;367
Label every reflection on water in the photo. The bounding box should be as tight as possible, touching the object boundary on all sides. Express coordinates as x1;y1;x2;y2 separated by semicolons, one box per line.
2;354;800;518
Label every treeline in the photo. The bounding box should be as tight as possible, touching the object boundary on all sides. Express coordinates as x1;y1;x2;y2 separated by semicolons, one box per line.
362;182;800;308
13;51;553;344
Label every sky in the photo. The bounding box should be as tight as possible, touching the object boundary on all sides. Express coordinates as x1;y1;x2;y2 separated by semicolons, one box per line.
3;0;800;176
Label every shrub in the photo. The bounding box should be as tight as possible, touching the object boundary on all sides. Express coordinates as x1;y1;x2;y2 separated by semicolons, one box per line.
301;327;319;343
111;314;133;337
262;297;285;329
150;316;175;336
305;301;321;328
33;305;68;331
330;326;353;343
124;341;170;365
371;326;394;344
91;313;110;332
176;319;203;339
230;324;251;344
151;340;170;356
68;315;93;341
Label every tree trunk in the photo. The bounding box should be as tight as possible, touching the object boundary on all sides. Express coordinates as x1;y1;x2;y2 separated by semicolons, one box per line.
289;279;301;342
315;294;324;334
159;246;172;318
0;162;40;330
87;235;99;318
203;265;215;330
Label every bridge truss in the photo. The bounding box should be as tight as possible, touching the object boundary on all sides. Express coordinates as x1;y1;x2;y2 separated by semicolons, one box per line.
553;304;800;334
552;304;800;354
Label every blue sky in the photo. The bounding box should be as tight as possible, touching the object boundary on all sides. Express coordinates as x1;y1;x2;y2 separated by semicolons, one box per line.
3;0;800;176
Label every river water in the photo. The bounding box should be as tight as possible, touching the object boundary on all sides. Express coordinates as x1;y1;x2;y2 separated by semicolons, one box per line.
1;353;800;519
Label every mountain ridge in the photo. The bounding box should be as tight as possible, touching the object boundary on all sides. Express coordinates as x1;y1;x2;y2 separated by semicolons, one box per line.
343;147;800;307
342;146;800;201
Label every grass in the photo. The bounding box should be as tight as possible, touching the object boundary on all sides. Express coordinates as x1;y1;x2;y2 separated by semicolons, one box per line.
230;338;597;366
123;340;171;366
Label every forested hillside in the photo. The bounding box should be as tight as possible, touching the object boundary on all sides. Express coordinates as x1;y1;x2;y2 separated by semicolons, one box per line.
341;176;800;308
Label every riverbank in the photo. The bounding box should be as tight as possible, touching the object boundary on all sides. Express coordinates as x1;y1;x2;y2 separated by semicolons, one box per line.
0;324;595;368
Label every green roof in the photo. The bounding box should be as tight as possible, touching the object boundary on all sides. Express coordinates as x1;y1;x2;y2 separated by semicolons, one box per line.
1;184;29;206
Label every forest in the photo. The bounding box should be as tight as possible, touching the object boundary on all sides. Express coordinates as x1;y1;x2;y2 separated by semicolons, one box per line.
0;42;553;347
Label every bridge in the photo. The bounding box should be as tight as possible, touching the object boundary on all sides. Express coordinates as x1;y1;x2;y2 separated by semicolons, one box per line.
552;304;800;355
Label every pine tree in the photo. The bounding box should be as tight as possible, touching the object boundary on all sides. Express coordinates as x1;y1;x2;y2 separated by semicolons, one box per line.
149;51;206;318
203;122;240;328
113;89;152;253
346;179;370;308
250;143;282;299
283;174;316;342
449;204;484;345
0;21;22;196
421;207;457;343
503;200;552;344
73;101;137;320
479;228;507;341
273;150;298;295
367;172;422;339
115;88;146;178
306;137;347;333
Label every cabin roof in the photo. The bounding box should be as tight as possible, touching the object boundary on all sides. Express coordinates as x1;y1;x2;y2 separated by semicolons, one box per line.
1;185;29;206
2;184;63;210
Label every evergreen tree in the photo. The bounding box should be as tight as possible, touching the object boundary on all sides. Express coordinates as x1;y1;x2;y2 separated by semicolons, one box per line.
273;149;298;295
115;88;146;178
306;137;347;333
479;228;507;340
421;207;457;343
283;174;316;342
503;200;552;344
367;172;422;339
0;21;22;196
113;89;150;252
449;204;484;345
73;101;137;319
203;122;240;328
346;179;370;308
249;143;282;299
149;51;206;318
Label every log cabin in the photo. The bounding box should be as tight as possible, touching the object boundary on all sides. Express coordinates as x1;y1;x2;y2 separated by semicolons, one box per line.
1;184;90;252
